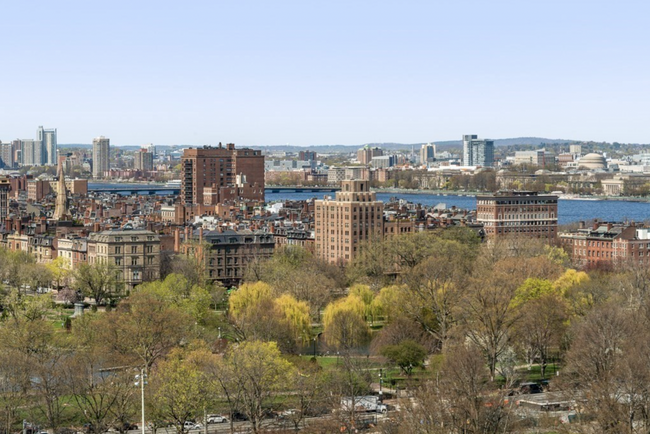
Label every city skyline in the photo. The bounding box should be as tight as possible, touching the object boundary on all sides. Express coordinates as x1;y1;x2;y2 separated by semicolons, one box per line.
2;1;650;146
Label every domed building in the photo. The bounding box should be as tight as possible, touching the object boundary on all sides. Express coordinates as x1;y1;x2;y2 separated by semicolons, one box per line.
578;153;607;170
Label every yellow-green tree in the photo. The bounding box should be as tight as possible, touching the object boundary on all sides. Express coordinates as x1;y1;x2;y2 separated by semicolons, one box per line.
225;341;294;433
228;281;273;320
322;295;369;350
229;282;311;351
554;269;593;316
46;257;71;290
349;284;380;323
275;294;311;343
372;285;404;322
151;347;212;434
512;278;555;308
137;274;212;324
553;269;590;294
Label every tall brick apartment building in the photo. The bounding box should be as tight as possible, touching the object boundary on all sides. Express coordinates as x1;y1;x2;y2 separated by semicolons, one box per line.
181;143;264;206
315;179;384;264
476;191;558;240
559;221;650;268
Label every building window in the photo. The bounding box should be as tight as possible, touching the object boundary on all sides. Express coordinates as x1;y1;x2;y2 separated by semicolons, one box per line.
131;257;138;266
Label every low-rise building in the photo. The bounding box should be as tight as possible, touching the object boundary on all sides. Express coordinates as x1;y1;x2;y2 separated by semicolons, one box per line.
181;229;274;288
559;222;650;268
87;229;161;290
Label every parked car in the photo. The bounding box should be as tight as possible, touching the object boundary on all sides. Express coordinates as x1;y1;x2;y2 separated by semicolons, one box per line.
206;415;228;424
183;421;202;431
518;382;544;394
277;409;299;419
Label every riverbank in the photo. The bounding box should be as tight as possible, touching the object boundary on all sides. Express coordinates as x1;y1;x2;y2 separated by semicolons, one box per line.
372;187;650;203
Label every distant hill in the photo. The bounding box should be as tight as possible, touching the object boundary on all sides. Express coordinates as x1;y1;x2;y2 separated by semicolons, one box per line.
59;137;575;153
256;137;575;153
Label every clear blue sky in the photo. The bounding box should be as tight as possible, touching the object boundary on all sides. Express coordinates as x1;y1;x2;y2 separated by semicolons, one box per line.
2;0;649;146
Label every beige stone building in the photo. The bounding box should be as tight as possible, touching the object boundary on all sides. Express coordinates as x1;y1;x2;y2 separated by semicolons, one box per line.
315;179;384;264
87;229;160;290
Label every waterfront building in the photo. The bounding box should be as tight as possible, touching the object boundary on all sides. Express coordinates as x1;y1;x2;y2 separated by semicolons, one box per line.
87;229;160;290
476;191;558;240
92;136;110;178
181;143;264;206
27;178;88;202
463;135;494;167
315;179;384;264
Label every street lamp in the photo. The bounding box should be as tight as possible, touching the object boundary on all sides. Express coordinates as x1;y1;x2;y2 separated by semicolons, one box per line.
378;369;383;401
135;369;148;434
312;332;322;358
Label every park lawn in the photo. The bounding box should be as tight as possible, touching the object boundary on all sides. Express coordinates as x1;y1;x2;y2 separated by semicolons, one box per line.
518;363;561;382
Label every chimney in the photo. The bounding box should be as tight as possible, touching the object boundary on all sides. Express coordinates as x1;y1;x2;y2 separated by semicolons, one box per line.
579;221;585;229
607;223;613;231
174;228;180;252
184;226;190;242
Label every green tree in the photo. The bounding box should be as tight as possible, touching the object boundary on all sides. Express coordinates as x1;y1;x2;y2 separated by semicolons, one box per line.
100;291;193;371
380;340;427;376
73;262;121;305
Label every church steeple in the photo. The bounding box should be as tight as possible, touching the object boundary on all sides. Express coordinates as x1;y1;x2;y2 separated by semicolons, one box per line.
53;164;70;221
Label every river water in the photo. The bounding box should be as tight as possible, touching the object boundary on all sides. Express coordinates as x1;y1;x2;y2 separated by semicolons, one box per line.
265;191;650;225
88;183;650;225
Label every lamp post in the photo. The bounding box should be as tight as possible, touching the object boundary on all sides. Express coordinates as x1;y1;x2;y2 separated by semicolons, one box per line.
378;368;383;402
135;369;147;434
